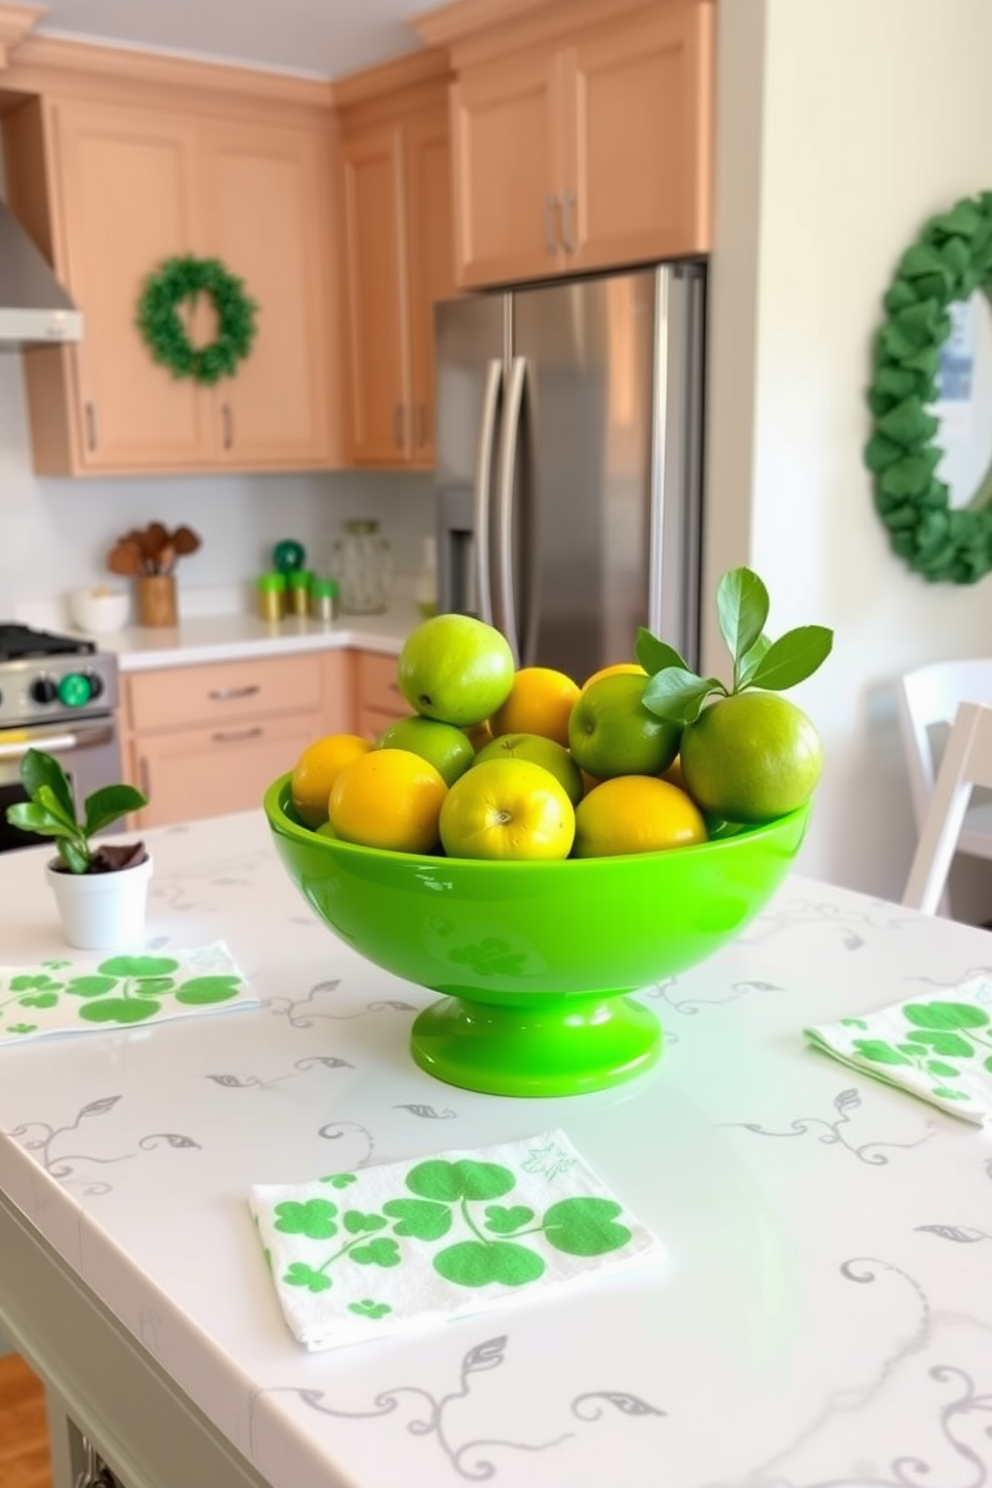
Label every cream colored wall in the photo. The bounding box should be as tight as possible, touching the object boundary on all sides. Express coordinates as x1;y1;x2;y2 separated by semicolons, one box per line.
706;0;992;908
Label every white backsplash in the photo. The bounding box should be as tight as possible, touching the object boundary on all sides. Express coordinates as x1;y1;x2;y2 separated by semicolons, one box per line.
0;353;436;620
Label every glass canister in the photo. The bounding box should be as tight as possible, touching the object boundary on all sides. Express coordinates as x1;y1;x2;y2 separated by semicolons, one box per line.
331;519;393;615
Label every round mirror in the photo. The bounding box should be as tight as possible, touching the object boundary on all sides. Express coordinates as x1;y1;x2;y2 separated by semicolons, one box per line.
929;289;992;510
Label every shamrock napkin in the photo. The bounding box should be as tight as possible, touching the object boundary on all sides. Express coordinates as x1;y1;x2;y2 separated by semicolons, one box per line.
249;1128;665;1352
804;976;992;1125
0;941;255;1044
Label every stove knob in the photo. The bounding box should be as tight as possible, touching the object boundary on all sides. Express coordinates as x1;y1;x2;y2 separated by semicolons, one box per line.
30;677;58;704
86;671;105;701
57;672;93;708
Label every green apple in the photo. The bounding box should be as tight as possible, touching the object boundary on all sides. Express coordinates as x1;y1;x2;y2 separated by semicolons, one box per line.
474;731;583;806
568;673;681;779
397;614;515;728
375;715;475;786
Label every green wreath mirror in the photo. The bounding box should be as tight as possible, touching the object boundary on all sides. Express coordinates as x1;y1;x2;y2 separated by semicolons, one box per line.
865;191;992;583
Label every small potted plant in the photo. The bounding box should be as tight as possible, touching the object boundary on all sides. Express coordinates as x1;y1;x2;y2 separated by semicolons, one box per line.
5;748;151;950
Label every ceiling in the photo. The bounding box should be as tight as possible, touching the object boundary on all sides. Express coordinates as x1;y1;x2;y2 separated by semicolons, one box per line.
27;0;433;80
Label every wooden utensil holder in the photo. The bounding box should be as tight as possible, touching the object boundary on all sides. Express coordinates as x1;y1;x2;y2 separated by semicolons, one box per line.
137;574;178;628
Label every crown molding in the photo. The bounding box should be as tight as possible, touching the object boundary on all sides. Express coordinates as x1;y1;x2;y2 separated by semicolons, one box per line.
0;26;333;111
331;45;449;112
0;1;43;68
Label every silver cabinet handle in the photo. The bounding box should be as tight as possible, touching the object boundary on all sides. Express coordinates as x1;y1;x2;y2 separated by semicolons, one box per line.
210;726;264;744
544;193;560;256
138;756;151;798
561;190;576;254
473;358;503;627
221;403;233;450
84;401;98;450
207;684;260;701
495;355;526;666
393;402;406;451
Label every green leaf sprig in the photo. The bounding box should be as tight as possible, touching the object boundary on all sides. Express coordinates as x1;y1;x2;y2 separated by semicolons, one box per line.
5;748;147;874
636;566;833;725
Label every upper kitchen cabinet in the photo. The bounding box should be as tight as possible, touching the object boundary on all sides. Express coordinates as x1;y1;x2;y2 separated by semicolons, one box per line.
199;121;336;469
417;0;714;290
335;50;455;469
0;49;340;476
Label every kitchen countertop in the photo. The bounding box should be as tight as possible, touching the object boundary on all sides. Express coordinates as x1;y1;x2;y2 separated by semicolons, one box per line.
95;596;422;672
1;815;992;1486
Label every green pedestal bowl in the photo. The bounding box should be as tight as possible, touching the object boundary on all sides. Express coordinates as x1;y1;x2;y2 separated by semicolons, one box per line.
264;775;810;1099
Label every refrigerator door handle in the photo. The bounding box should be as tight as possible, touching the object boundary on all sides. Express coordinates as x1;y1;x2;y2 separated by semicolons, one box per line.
496;354;527;666
473;357;503;626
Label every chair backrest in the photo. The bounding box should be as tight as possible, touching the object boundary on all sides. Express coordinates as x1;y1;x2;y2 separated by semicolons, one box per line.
903;700;992;914
895;658;992;828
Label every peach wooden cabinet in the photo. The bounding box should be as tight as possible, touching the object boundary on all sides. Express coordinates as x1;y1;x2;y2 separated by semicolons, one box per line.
120;651;351;829
337;51;454;468
352;649;411;741
2;95;336;475
431;0;714;288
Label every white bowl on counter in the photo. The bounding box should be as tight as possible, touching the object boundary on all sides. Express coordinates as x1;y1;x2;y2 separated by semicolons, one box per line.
67;586;132;635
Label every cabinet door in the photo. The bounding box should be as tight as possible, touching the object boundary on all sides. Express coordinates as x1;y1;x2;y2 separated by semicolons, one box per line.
201;123;335;468
404;105;455;469
340;124;409;465
132;711;325;829
565;5;713;272
52;101;215;471
450;49;566;289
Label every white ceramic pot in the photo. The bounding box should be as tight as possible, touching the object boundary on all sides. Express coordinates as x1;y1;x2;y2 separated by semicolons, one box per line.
45;854;153;952
67;586;131;635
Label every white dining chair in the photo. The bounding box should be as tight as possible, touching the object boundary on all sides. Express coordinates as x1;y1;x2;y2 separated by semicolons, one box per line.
903;700;992;915
895;658;992;913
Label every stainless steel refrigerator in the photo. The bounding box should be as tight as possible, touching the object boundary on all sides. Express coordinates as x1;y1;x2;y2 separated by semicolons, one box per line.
434;263;706;683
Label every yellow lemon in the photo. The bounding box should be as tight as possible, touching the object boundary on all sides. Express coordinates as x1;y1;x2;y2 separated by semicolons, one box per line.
581;661;647;691
329;748;448;853
489;666;581;748
573;776;708;857
291;733;373;829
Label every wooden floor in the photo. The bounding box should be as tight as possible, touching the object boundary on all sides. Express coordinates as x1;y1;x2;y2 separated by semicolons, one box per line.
0;1354;54;1488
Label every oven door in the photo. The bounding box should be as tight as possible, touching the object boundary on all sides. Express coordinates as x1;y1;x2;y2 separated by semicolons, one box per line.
0;718;123;854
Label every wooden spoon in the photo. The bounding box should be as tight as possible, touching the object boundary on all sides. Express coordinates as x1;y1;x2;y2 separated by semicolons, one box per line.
107;539;144;577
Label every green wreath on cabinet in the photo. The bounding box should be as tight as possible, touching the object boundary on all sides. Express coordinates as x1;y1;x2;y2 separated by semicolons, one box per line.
136;254;258;386
864;190;992;583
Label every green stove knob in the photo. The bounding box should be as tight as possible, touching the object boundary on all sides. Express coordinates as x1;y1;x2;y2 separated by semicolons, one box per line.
58;672;92;708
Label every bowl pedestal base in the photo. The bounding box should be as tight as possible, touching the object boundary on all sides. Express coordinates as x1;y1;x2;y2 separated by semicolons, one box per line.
410;992;661;1098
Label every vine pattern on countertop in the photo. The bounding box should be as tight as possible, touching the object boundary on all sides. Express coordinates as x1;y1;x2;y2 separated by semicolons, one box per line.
714;1257;992;1488
250;1333;664;1482
649;977;784;1017
204;1055;355;1092
738;896;916;949
723;1087;937;1165
3;1095;199;1196
260;978;417;1027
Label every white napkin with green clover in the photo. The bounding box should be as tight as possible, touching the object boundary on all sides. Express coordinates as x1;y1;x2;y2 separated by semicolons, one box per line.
804;977;992;1124
0;942;255;1044
248;1128;665;1352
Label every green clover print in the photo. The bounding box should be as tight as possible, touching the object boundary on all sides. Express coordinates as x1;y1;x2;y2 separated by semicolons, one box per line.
273;1158;633;1297
849;999;992;1102
0;954;244;1032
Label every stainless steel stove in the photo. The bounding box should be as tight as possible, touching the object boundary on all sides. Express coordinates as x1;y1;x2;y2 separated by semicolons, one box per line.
0;624;123;853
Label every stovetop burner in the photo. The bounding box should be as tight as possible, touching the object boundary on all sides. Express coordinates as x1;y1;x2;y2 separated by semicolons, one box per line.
0;623;96;662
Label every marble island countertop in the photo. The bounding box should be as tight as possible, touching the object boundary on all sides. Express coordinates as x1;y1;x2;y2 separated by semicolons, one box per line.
1;813;992;1487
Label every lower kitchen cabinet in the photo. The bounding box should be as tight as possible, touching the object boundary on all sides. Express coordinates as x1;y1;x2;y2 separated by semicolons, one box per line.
353;648;411;741
121;651;352;828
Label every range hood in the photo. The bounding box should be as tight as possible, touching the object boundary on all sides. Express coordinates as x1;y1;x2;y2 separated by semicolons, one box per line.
0;200;83;347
